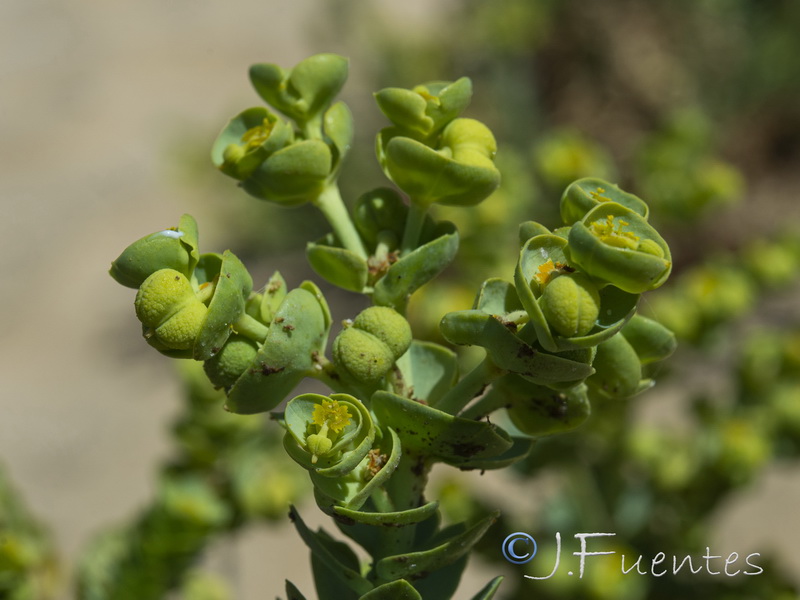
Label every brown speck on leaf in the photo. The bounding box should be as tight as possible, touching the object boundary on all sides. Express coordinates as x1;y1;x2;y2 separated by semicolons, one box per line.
274;317;285;323
268;280;283;294
283;324;295;332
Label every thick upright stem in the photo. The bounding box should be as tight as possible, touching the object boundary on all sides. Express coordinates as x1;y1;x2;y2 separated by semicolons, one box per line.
400;200;428;256
314;184;368;259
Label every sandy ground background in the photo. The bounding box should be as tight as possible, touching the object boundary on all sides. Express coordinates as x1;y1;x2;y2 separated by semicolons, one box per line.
1;1;799;598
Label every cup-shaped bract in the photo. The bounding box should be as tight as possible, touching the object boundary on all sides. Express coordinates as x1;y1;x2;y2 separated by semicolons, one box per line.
109;214;200;289
135;269;208;352
586;333;643;399
212;106;331;206
249;54;349;125
378;118;500;207
374;77;472;138
560;178;649;226
567;203;672;294
284;393;374;475
333;307;412;383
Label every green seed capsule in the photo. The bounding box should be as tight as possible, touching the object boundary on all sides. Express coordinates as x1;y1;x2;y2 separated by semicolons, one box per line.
538;273;600;338
135;269;208;351
352;306;412;358
333;327;395;383
203;335;260;388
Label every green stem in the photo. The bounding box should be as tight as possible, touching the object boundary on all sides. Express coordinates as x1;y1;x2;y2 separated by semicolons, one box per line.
435;357;506;415
314;184;368;259
233;313;269;342
400;200;428;256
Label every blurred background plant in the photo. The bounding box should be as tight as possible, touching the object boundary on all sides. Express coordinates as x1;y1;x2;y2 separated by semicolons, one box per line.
2;0;800;598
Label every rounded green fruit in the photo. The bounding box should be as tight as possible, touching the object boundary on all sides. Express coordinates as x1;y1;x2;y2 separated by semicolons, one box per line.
538;273;600;338
204;335;260;388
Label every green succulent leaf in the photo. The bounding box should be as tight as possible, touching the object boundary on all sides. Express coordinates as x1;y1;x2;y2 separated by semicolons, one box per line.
225;286;330;414
109;214;200;289
586;333;644;399
379;118;500;207
620;314;677;365
285;580;309;600
241;139;332;206
289;506;372;597
194;250;253;361
473;278;524;317
375;511;498;581
373;221;459;310
250;54;349;124
560;177;649;225
333;500;439;528
324;101;354;171
307;233;370;293
395;341;459;405
439;310;594;385
468;576;504;600
359;580;421;600
519;221;551;246
259;271;288;323
447;436;534;470
372;391;512;462
499;376;592;436
567;203;672;293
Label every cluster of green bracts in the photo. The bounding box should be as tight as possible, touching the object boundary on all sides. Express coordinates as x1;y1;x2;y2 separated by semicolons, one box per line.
439;177;675;435
109;55;676;600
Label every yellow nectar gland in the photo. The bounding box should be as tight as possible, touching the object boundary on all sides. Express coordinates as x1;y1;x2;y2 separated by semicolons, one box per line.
416;88;442;107
535;259;570;285
590;215;640;250
307;399;353;464
589;187;610;202
240;118;274;151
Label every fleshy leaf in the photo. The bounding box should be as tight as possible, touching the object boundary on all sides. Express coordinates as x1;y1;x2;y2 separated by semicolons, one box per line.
395;341;459;405
334;500;439;527
447;436;533;470
194;250;253;361
307;234;369;293
500;376;592;436
225;286;329;414
468;577;504;600
372;391;513;462
324;101;354;171
375;512;498;580
373;221;459;310
359;580;421;600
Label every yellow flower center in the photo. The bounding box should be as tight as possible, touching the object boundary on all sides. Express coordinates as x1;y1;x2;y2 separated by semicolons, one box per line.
534;259;571;285
240;118;274;151
589;187;610;202
589;215;640;250
312;399;352;433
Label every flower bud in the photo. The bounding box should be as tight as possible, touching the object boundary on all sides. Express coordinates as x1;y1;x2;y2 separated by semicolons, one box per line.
249;54;349;125
379;117;500;207
203;334;260;389
109;214;199;289
538;272;601;338
374;77;472;138
135;269;208;351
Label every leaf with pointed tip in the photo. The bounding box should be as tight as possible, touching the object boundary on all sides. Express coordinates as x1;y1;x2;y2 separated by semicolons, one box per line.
194;250;253;361
468;576;504;600
372;391;512;462
396;341;459;405
289;506;372;597
307;234;369;293
373;222;458;310
375;512;498;581
359;580;421;600
285;580;308;600
334;500;439;528
447;436;533;471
